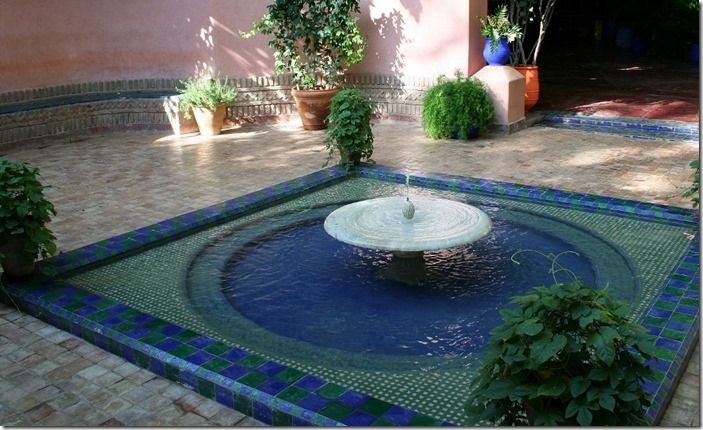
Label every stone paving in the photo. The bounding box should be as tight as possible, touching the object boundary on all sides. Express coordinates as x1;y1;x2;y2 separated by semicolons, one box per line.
0;120;699;426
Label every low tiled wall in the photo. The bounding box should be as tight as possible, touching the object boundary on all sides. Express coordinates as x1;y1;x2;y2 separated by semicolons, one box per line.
0;74;434;148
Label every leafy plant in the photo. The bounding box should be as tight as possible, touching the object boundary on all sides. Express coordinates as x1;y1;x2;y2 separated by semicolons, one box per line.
0;158;57;265
241;0;366;90
508;0;560;65
480;5;523;53
177;73;237;119
421;72;495;140
324;88;375;167
465;279;655;426
682;159;700;208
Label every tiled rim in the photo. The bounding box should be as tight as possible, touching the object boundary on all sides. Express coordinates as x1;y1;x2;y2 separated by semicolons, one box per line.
540;111;699;143
4;164;699;426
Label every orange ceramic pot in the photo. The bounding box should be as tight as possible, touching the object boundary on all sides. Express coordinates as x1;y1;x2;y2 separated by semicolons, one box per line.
513;65;540;112
192;105;226;136
291;88;339;130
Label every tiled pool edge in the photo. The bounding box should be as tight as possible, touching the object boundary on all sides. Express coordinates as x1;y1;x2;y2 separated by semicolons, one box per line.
5;164;699;426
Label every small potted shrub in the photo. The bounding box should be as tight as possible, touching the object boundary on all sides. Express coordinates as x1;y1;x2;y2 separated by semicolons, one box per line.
0;158;57;279
682;159;699;207
422;72;495;140
480;5;522;65
242;0;366;130
465;281;655;426
177;74;237;136
324;89;375;167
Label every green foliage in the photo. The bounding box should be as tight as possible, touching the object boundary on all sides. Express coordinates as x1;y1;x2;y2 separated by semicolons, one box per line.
177;73;237;118
682;159;700;208
241;0;366;90
465;282;655;426
421;72;495;140
508;0;560;65
0;158;57;264
325;89;375;167
480;5;523;53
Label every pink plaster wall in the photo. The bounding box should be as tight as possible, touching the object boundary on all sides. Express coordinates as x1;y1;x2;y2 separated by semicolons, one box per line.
0;0;486;92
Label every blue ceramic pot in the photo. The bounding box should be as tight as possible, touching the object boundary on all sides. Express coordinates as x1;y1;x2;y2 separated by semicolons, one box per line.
483;37;510;65
450;127;480;140
690;43;699;65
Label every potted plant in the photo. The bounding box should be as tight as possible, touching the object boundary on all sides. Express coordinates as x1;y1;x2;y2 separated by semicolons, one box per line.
177;73;237;136
682;159;699;208
242;0;366;130
0;158;57;279
508;0;561;111
421;72;495;140
324;89;375;167
480;5;523;66
465;280;655;426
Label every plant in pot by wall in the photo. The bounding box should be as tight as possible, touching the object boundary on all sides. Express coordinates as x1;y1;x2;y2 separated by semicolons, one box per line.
242;0;366;130
480;5;523;66
324;88;375;167
465;278;655;426
0;158;57;279
177;74;237;137
682;159;699;208
508;0;561;112
421;72;495;140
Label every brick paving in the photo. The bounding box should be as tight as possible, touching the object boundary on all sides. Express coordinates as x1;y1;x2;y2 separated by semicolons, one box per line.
0;120;699;426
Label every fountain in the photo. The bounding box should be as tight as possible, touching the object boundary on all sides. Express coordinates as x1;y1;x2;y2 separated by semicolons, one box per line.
324;175;493;262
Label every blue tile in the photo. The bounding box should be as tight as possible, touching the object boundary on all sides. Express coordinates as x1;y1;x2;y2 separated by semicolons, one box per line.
649;308;673;319
656;338;682;351
336;390;369;409
295;375;326;392
155;338;182;352
185;350;215;366
124;327;151;339
257;378;289;396
161;324;184;336
100;316;124;327
215;385;234;408
675;305;698;316
342;411;376;426
257;361;287;377
220;364;249;380
188;336;216;349
382;405;417;425
298;394;331;412
252;400;273;425
179;370;198;389
149;359;166;377
220;348;249;362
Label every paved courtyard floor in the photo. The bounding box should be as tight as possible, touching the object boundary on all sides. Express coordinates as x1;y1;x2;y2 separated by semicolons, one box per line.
0;120;699;426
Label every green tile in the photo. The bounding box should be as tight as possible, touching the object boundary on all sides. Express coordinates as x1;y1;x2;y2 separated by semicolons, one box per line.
201;358;232;373
204;341;230;355
360;398;393;417
409;414;442;426
64;302;87;312
651;370;666;383
680;297;699;307
316;383;347;400
663;287;685;296
273;410;292;426
239;355;267;368
114;322;137;333
87;310;112;322
135;351;150;368
371;419;393;426
653;301;677;311
671;274;692;283
198;378;215;399
642;316;667;327
119;309;143;319
170;344;198;358
661;329;686;342
238;371;267;388
654;347;676;361
165;364;180;381
319;402;353;421
172;329;200;343
275;368;306;383
140;333;167;345
277;386;309;404
234;393;252;416
672;313;695;324
144;319;170;329
93;298;116;309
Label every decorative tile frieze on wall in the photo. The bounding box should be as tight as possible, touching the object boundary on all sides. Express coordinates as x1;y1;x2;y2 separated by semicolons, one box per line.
0;74;435;146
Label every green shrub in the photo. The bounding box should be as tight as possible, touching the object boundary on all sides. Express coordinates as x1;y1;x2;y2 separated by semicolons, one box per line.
242;0;366;90
465;281;655;426
682;159;699;208
421;72;495;140
177;73;237;118
0;158;57;263
325;89;375;167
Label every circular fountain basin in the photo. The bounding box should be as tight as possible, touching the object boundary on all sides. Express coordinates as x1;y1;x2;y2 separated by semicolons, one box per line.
324;196;492;253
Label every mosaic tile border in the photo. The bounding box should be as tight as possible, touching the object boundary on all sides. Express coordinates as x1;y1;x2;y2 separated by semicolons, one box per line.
5;164;699;426
540;112;699;143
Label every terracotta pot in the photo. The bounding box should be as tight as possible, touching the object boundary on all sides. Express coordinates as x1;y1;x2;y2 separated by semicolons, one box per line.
291;88;339;130
514;65;540;112
0;235;36;279
192;105;226;136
